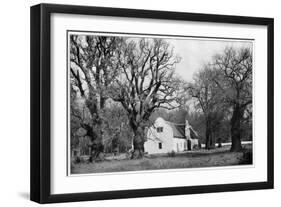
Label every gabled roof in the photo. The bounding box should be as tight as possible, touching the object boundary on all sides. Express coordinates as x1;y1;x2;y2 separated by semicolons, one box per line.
190;126;199;139
165;120;199;140
166;121;186;139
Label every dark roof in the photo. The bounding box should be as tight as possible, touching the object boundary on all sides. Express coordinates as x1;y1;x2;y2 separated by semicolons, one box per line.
190;127;198;139
165;120;199;140
166;122;186;139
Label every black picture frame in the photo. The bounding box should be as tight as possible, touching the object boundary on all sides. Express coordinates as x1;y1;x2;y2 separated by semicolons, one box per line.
30;3;274;204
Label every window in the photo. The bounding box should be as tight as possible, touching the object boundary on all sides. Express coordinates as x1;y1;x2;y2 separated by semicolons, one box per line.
157;127;163;133
158;143;162;149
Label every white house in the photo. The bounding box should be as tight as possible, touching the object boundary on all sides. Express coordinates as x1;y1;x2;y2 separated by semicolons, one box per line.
144;117;199;154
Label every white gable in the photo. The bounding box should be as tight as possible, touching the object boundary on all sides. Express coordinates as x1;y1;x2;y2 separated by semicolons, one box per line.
145;117;174;154
144;117;199;154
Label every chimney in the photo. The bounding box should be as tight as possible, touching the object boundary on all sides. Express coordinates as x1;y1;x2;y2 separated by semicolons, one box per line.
185;120;191;140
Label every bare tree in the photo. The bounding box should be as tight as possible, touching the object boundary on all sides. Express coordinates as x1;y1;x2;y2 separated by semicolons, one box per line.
70;35;123;160
212;47;252;151
110;38;183;158
187;66;224;149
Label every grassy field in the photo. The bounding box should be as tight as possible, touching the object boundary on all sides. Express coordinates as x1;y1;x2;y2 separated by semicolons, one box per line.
71;145;252;174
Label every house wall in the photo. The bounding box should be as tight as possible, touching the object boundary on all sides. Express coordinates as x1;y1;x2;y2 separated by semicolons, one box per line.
173;138;187;152
144;117;174;154
190;138;199;149
144;117;200;154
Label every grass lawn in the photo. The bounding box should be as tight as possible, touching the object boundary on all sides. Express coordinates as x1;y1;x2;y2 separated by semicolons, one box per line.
71;144;252;174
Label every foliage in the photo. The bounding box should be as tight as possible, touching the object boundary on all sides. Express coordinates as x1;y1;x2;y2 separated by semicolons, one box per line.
212;47;252;151
109;38;184;158
102;101;133;153
183;47;252;151
186;65;225;149
70;35;125;160
70;36;184;159
70;34;253;160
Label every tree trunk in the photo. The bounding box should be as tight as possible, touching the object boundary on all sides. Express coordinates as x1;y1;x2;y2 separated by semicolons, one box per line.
131;138;144;159
89;127;104;162
85;94;105;162
217;138;222;148
130;121;145;159
230;104;243;152
205;117;215;150
82;120;104;162
205;124;211;150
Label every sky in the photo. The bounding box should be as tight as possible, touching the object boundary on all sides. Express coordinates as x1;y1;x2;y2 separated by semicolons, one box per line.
166;38;253;82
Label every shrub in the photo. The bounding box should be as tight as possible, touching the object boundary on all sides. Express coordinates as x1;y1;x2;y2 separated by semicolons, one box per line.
193;144;199;150
75;156;81;163
167;150;176;157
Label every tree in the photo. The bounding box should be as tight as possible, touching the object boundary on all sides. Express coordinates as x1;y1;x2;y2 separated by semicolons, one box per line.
110;38;183;158
187;66;224;149
70;85;81;151
102;101;133;154
167;106;189;124
70;35;123;160
212;47;252;151
150;106;190;124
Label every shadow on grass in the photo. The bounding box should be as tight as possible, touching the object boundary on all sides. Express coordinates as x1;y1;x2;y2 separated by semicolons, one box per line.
71;145;253;174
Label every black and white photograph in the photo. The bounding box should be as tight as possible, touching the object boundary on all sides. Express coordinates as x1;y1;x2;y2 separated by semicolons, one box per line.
28;2;273;204
69;32;253;175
